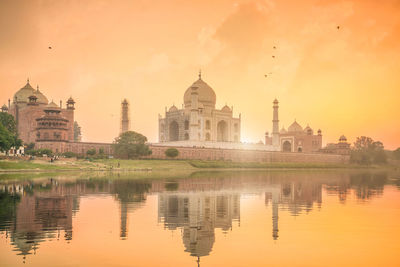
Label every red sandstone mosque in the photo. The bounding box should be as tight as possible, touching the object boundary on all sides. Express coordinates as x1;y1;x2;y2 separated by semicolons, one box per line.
1;79;112;155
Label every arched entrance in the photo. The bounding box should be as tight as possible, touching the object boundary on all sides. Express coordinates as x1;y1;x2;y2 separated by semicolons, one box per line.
169;121;179;141
298;147;302;152
282;141;292;152
217;120;228;142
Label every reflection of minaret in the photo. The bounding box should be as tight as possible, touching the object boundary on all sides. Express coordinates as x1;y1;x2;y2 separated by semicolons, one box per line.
272;193;279;240
120;202;128;239
120;99;130;134
265;187;280;240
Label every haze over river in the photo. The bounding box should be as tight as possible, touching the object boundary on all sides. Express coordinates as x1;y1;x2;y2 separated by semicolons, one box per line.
1;170;399;266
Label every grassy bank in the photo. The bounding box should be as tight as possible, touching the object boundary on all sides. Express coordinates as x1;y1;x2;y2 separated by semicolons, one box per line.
188;160;356;169
1;158;397;173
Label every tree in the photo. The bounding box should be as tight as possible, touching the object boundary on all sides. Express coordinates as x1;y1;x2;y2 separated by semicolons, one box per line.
350;136;387;165
393;148;400;160
0;113;22;152
112;131;152;159
165;148;179;158
74;121;82;142
0;123;14;152
86;148;96;156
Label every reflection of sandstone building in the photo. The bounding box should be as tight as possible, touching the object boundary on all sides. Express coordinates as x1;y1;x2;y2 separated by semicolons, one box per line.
158;192;240;258
2;79;112;155
158;73;241;143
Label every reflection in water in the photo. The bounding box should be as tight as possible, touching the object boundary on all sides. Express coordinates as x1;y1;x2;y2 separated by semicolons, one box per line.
0;171;398;265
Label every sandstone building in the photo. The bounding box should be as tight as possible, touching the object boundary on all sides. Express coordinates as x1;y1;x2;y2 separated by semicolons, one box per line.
2;79;112;155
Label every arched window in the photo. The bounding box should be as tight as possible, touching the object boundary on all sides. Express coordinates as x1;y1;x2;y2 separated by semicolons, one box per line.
206;133;210;141
169;121;179;141
184;120;189;130
217;121;228;142
234;123;239;132
206;120;211;130
184;133;189;140
282;141;292;152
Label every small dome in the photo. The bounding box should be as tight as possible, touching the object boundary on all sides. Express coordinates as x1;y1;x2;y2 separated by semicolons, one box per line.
168;105;178;112
1;104;8;111
280;127;287;134
304;125;313;135
46;101;60;109
221;105;231;112
288;120;303;133
67;97;75;104
184;76;216;109
35;86;48;104
273;99;279;104
339;135;347;142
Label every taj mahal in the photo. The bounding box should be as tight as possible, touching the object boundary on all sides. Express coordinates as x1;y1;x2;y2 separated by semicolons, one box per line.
157;72;323;153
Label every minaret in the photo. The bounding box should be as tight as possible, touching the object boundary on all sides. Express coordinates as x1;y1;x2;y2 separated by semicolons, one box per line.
189;87;199;141
120;99;130;134
272;99;280;148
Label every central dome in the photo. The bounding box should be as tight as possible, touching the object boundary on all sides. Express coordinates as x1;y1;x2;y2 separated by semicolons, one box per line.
184;77;216;109
14;81;48;105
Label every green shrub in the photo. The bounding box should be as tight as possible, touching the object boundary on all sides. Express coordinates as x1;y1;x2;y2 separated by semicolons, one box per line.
86;148;96;156
165;148;179;158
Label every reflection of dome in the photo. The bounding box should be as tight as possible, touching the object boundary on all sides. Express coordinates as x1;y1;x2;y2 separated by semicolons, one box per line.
184;77;216;109
168;105;178;112
183;224;215;257
288;120;303;133
221;105;231;112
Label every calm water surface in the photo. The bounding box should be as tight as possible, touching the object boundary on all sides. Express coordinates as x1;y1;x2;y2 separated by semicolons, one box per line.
0;171;400;267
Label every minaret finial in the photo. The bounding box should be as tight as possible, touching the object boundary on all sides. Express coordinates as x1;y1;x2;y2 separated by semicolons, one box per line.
36;85;39;92
27;78;30;83
198;69;202;79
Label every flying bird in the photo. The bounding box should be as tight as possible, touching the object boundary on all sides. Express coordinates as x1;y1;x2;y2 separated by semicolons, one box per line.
272;55;275;58
48;46;52;49
337;26;340;30
273;46;276;49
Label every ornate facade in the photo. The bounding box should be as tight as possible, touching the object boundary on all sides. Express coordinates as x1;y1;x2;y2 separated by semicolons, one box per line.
158;73;241;143
3;79;75;144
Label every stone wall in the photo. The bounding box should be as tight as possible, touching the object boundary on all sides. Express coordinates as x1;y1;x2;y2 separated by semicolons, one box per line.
147;144;350;164
36;141;113;155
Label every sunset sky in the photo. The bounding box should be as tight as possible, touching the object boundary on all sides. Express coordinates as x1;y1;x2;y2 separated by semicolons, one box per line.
0;0;399;149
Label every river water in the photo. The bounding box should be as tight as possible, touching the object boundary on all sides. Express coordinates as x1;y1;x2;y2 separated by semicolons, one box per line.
0;170;399;266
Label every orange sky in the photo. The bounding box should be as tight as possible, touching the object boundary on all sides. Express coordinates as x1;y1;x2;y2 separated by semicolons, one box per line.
0;0;399;149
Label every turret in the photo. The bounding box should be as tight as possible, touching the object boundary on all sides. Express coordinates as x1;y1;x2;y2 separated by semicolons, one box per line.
27;94;38;106
272;99;280;148
66;97;75;110
1;104;8;113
